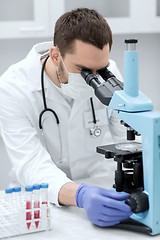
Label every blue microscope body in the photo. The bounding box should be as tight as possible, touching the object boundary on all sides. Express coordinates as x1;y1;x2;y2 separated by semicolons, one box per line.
109;41;160;235
81;39;160;235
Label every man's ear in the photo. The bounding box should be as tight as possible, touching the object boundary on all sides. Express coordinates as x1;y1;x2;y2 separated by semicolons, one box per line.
49;46;60;66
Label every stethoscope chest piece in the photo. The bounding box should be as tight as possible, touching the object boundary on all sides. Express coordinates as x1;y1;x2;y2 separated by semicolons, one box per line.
89;126;101;137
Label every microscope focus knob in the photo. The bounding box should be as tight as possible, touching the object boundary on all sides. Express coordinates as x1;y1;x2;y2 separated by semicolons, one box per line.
125;192;149;213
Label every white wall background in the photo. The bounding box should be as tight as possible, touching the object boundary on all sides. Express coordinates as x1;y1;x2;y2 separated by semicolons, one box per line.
1;34;160;111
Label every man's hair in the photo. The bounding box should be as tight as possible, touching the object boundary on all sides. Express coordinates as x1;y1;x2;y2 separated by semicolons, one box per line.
54;8;112;56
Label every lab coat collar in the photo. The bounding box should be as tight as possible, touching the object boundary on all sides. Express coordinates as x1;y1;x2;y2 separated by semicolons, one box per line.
42;70;90;118
45;76;72;108
68;98;86;122
26;42;71;108
26;42;86;111
27;41;53;92
44;73;91;115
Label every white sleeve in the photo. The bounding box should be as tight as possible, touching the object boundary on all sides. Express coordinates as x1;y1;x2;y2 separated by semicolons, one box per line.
0;86;72;206
108;112;127;144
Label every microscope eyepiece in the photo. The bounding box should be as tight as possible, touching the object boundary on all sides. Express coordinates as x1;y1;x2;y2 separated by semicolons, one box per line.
81;69;101;86
125;39;138;51
125;39;138;44
81;67;123;106
98;67;123;90
98;66;115;80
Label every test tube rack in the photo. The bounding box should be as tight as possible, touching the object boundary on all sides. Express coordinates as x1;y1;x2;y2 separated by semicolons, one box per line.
0;190;51;239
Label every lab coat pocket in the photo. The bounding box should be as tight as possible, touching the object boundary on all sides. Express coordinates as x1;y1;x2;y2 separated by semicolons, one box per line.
40;111;61;163
84;108;112;152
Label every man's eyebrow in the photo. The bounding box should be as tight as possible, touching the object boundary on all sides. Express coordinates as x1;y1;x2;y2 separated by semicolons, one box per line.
75;63;110;71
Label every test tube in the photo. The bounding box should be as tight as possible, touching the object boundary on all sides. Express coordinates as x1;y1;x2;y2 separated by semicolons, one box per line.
33;184;40;228
40;183;49;217
13;186;21;210
25;185;33;230
5;188;14;210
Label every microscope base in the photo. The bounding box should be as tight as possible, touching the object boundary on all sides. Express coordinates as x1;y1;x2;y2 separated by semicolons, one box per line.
113;218;152;235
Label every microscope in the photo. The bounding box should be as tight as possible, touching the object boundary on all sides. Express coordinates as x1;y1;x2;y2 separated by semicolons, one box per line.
81;39;160;235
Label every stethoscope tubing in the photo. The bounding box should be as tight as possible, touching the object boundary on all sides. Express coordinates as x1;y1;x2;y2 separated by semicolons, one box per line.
39;55;62;161
39;55;60;129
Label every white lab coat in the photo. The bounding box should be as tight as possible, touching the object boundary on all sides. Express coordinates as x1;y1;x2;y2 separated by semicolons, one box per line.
0;42;125;205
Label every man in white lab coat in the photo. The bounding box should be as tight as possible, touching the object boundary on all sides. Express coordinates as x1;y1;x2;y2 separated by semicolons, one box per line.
0;8;132;226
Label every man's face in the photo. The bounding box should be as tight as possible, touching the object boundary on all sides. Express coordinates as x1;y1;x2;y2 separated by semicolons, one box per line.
58;40;110;83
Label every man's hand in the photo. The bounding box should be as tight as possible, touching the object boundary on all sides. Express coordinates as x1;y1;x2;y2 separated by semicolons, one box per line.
76;184;132;227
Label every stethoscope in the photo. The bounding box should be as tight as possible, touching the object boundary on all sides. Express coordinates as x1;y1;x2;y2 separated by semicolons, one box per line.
89;98;101;137
39;55;101;137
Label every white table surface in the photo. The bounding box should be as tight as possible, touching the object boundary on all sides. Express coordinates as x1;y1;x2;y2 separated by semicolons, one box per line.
3;176;160;240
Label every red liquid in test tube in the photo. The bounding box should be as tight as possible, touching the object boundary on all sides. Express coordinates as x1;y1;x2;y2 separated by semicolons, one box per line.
34;201;40;228
26;201;32;229
33;184;41;228
40;183;49;217
25;186;33;230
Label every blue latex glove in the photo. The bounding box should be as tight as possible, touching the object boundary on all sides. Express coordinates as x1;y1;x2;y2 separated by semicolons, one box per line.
76;184;132;227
